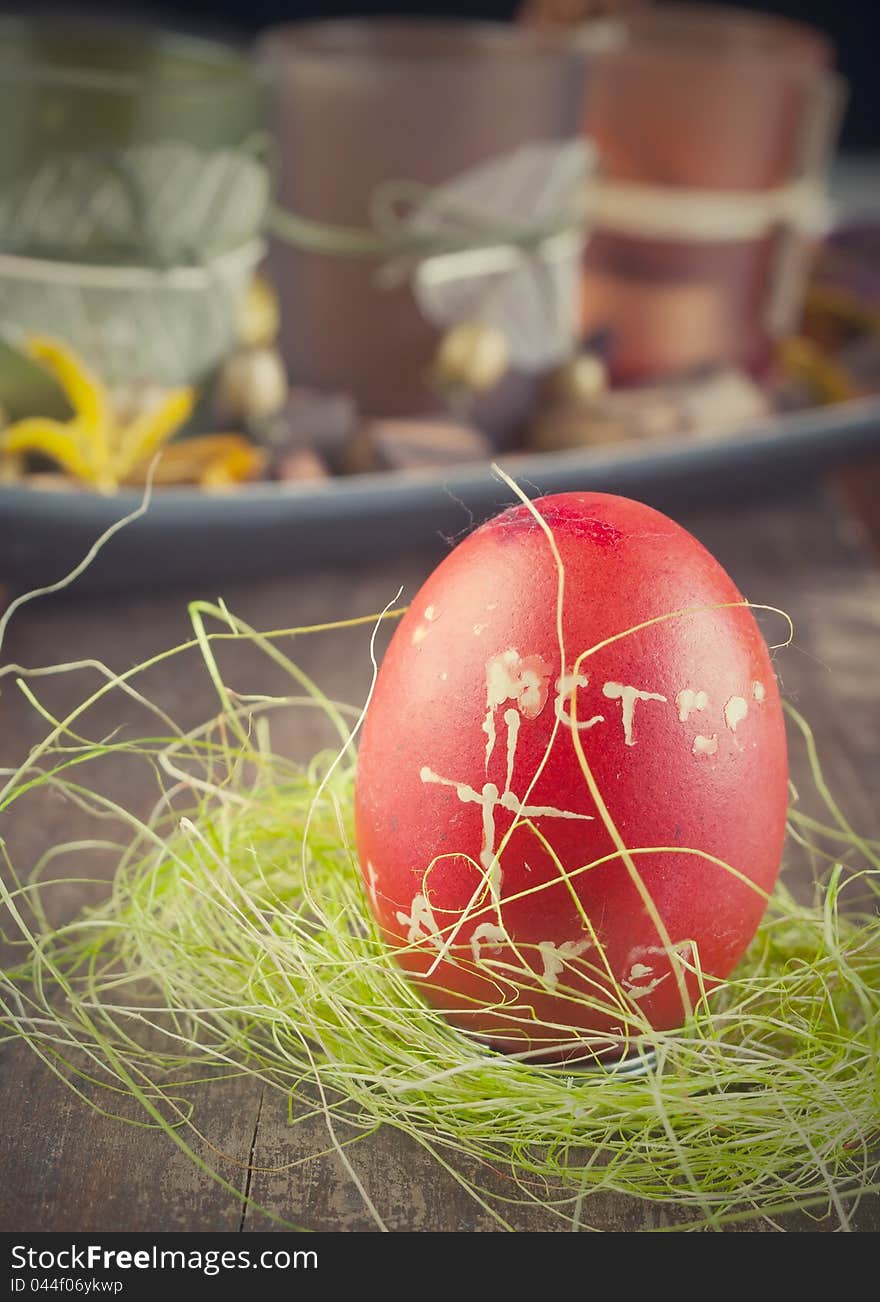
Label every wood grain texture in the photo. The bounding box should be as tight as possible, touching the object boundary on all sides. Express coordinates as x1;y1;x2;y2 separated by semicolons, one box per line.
1;484;878;1233
834;461;880;560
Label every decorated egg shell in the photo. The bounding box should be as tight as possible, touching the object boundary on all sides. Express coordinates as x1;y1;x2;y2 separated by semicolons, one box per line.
354;492;788;1059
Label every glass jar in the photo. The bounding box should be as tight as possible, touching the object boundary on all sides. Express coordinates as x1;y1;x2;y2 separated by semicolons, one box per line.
261;20;593;431
0;17;271;383
581;4;840;380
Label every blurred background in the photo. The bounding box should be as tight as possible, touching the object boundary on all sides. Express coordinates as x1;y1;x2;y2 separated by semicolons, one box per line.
0;0;877;585
10;1;873;147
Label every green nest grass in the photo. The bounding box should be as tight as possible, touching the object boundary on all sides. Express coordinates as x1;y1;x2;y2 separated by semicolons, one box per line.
0;487;878;1232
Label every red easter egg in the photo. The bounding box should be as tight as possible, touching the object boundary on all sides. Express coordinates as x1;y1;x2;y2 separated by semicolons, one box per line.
354;492;788;1060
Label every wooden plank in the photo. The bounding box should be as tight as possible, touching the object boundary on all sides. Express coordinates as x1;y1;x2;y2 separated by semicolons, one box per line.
1;484;878;1232
0;1044;262;1233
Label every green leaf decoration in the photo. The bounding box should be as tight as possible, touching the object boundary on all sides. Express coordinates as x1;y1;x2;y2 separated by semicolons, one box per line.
0;143;270;266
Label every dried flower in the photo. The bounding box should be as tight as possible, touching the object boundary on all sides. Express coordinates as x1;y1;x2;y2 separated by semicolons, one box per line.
1;336;194;492
124;433;267;490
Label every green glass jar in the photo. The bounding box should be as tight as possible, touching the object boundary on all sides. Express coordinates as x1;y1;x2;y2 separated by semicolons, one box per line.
0;17;272;384
0;17;270;182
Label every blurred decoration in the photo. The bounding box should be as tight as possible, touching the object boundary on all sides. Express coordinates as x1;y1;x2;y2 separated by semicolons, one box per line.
250;385;359;472
431;321;511;398
274;446;330;482
0;144;269;266
578;4;843;381
541;351;608;404
407;141;591;373
123;433;267;489
214;345;289;424
776;336;857;405
778;222;880;405
0;333;272;490
342;417;491;474
237;274;282;348
0;15;271;385
0;242;263;387
1;335;194;490
0;5;875;511
528;364;770;451
0;16;269;181
260;20;595;435
803;225;880;347
259;11;844;435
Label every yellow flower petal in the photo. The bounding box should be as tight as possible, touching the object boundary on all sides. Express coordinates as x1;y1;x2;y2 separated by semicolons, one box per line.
112;386;195;481
2;417;100;484
24;336;111;437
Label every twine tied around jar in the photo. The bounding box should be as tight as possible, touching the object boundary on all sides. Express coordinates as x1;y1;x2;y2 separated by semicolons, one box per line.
268;176;591;265
267;113;840;371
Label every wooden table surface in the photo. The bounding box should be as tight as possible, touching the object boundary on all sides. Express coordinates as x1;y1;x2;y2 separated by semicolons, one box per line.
1;475;879;1233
